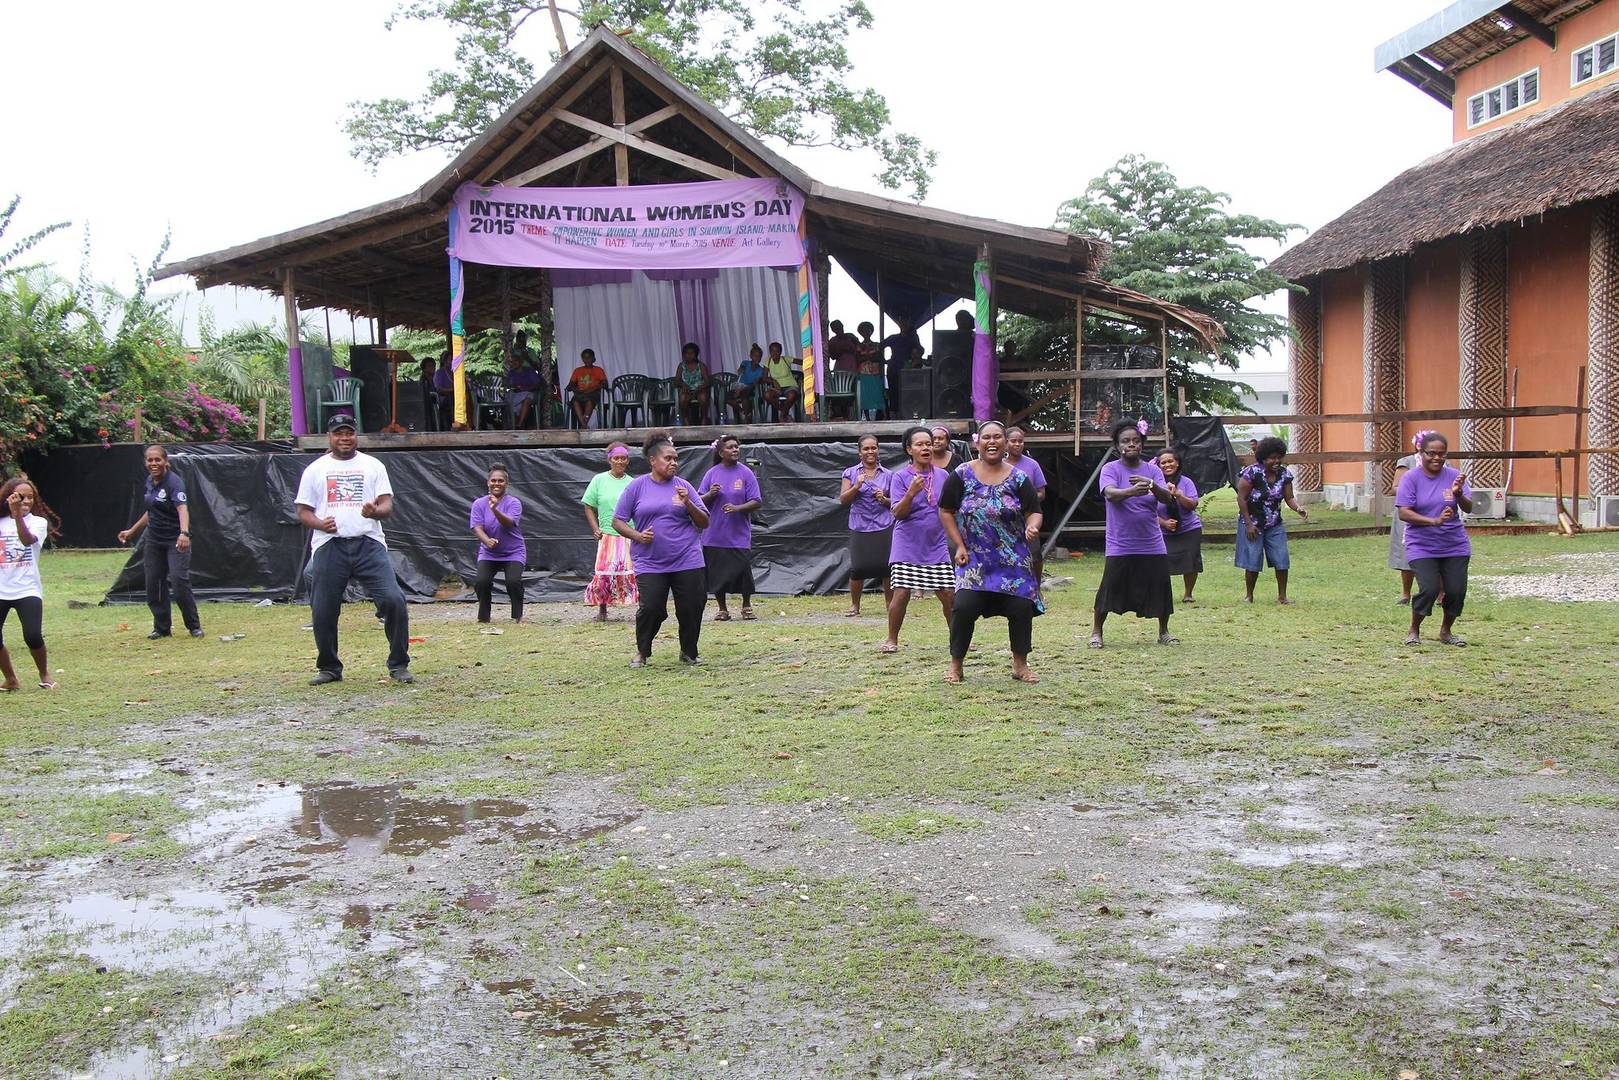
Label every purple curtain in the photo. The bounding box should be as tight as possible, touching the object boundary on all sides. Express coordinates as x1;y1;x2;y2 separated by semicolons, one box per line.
673;277;721;369
972;330;996;421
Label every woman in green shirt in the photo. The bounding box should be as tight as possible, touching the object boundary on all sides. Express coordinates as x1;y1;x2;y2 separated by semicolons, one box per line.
581;442;638;620
761;340;801;422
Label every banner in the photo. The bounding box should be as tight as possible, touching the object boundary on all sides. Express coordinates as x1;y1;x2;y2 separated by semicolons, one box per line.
448;178;804;271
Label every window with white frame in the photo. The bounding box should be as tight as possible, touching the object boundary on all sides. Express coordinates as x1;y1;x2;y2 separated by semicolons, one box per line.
1573;32;1619;86
1466;68;1540;127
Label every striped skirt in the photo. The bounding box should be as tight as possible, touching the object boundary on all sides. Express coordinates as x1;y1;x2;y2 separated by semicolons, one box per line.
889;561;956;592
584;533;638;606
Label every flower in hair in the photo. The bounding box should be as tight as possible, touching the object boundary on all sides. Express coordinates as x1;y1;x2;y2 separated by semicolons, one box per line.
1135;418;1150;436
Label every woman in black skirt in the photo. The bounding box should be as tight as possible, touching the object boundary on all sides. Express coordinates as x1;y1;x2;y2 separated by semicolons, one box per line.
699;434;762;620
1091;418;1177;648
1156;447;1203;603
839;434;892;616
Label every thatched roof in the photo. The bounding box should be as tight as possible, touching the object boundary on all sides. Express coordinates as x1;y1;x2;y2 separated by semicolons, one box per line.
1272;80;1619;281
155;28;1165;333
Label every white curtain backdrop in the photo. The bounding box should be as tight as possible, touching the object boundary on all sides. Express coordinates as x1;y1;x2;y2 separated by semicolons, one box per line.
554;272;681;382
553;267;799;384
708;266;800;370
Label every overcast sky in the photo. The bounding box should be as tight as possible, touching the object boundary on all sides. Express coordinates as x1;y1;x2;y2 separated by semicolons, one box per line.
3;0;1451;371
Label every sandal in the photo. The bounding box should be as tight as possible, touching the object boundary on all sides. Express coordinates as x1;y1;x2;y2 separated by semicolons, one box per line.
878;642;898;654
714;611;732;622
943;671;963;684
37;680;59;690
1088;635;1103;650
1157;634;1180;646
1438;634;1467;647
740;609;757;621
843;608;861;618
1010;670;1041;684
1403;633;1421;646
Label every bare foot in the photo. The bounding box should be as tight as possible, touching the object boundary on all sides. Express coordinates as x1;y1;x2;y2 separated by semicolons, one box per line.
0;681;19;692
1277;597;1293;605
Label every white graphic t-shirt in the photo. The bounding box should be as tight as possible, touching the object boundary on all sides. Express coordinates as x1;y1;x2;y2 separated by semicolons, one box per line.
0;514;47;601
295;452;393;553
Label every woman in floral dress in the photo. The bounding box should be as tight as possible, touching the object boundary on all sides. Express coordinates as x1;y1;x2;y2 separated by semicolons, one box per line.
938;421;1044;683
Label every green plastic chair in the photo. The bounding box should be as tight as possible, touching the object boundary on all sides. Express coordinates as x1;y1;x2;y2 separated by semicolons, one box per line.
648;377;680;426
318;377;364;431
473;378;507;429
709;371;738;423
609;374;650;427
822;369;857;420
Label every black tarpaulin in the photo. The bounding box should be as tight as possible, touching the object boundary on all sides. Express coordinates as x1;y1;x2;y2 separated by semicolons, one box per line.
1168;416;1240;495
95;440;943;604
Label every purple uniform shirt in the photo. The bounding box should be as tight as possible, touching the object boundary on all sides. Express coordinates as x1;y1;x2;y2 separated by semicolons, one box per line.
1101;458;1169;557
613;473;707;575
887;463;950;565
1010;454;1047;492
1165;474;1201;533
1396;466;1472;559
698;462;761;549
470;494;526;562
842;464;893;533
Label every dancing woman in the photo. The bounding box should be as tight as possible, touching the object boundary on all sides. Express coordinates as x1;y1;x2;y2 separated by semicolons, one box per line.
881;426;954;653
1389;443;1419;604
581;443;638;621
930;426;956;472
1397;430;1473;646
612;432;709;667
1156;447;1203;603
117;445;203;640
470;464;525;622
938;421;1043;683
1091;418;1177;648
839;434;892;616
1236;436;1309;603
0;477;56;690
699;435;762;621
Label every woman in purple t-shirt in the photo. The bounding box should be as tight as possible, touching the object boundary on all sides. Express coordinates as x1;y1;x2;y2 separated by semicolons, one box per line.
881;426;955;653
839;434;893;617
1092;418;1178;648
612;431;711;668
1396;430;1473;646
470;464;526;622
1156;447;1203;603
699;435;763;622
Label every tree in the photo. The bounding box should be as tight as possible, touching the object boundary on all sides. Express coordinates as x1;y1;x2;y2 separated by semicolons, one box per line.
1001;155;1298;423
344;0;935;198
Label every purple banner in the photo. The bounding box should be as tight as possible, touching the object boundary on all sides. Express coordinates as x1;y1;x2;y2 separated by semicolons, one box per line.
448;179;804;270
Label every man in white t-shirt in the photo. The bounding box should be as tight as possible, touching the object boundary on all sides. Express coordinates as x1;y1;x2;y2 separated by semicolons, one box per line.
295;414;412;684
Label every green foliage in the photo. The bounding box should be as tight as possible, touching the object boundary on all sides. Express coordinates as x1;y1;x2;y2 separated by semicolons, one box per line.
0;218;258;464
344;0;934;198
1001;155;1299;423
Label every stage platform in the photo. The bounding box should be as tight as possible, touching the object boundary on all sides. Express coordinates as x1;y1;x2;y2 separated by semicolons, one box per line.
293;418;970;452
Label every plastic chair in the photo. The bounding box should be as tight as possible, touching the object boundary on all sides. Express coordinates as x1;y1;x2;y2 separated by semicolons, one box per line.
473;378;507;430
609;374;650;428
822;369;857;420
709;372;737;424
649;377;681;425
318;377;364;431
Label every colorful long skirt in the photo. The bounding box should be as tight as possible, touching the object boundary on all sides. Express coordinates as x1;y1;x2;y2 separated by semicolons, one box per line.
584;533;638;606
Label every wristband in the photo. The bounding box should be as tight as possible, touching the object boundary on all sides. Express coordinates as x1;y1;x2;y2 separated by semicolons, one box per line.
180;531;191;537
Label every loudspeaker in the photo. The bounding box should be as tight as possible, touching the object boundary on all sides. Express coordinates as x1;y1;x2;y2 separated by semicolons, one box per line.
893;368;933;420
393;383;430;432
347;346;393;432
931;328;974;364
932;359;970;420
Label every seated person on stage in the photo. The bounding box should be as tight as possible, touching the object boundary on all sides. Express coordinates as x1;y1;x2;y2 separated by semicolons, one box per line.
729;343;767;423
431;351;454;429
908;344;927;368
761;341;801;422
567;348;607;428
676;342;710;425
503;351;541;428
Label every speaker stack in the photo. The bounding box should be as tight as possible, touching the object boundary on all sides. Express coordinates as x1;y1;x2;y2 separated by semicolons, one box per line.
930;329;972;419
346;346;394;432
892;368;933;420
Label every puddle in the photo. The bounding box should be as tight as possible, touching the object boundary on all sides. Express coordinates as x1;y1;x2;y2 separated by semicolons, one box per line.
1153;899;1245;943
458;885;497;913
494;810;643;845
366;729;431;746
1232;841;1354;869
484;986;687;1062
291;782;530;858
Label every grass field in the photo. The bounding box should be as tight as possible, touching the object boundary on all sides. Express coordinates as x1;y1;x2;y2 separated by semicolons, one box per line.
2;531;1618;1078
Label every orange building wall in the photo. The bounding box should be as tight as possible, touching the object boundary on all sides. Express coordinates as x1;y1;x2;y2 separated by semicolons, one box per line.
1453;0;1619;141
1317;270;1365;485
1505;205;1591;494
1402;238;1462;453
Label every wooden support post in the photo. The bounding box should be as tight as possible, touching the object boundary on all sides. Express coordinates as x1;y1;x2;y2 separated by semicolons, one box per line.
1573;364;1587;524
1073;295;1084;455
499;269;513;358
281;268;306;436
377;300;387;347
132;407;143;445
1159;319;1171;428
257;398;267;441
610;65;630;186
1177;385;1188;417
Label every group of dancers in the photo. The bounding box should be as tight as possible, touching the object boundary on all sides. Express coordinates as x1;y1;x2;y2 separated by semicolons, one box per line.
0;415;1477;690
